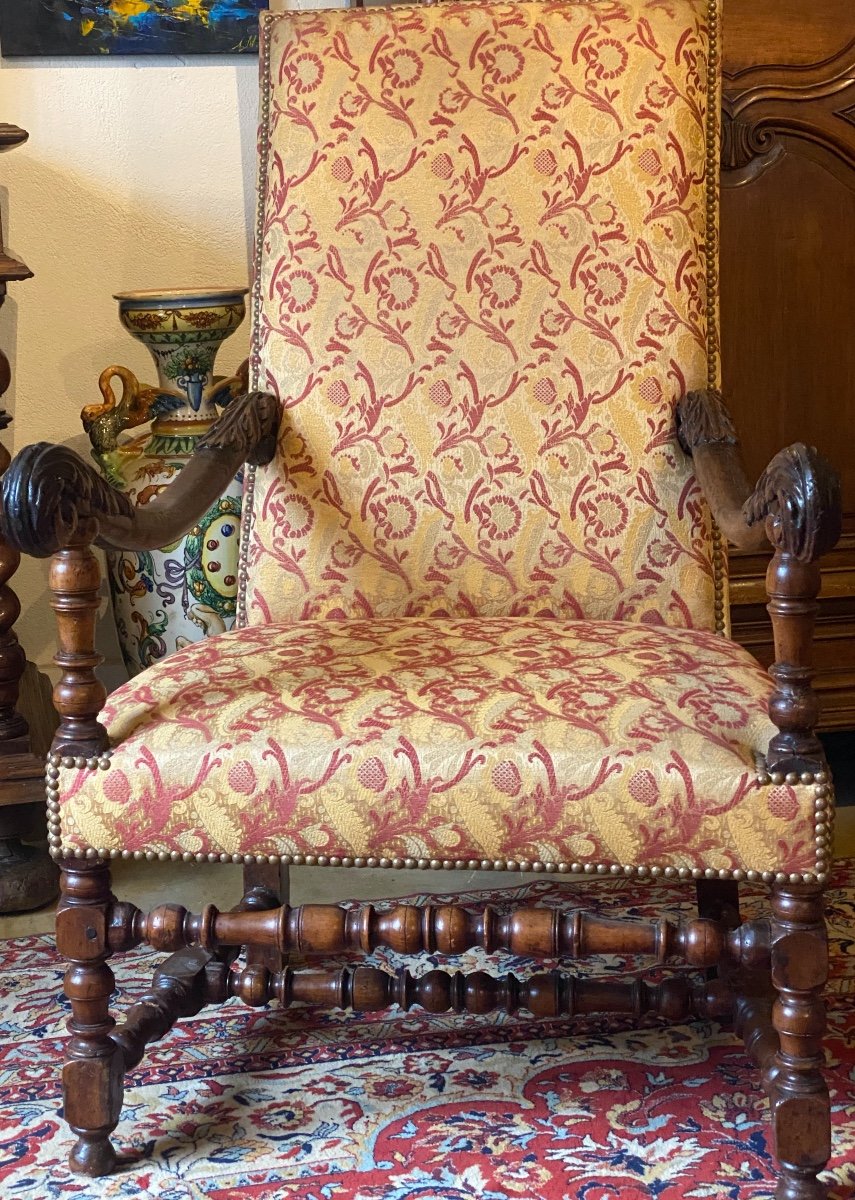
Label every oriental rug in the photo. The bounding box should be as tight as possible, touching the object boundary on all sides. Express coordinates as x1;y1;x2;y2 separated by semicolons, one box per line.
1;869;854;1199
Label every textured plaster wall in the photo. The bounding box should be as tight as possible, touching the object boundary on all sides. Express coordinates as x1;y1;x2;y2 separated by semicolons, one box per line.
0;55;259;680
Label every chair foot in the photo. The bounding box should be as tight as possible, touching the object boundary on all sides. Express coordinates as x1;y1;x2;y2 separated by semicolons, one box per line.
68;1134;118;1177
775;1169;827;1200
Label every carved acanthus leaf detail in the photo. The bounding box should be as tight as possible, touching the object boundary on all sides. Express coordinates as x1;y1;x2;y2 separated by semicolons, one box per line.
197;390;280;466
743;443;842;563
0;444;134;559
676;389;739;456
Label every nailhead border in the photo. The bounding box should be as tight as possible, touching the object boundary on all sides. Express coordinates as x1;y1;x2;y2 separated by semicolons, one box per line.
43;6;816;891
236;8;273;632
235;0;729;637
45;751;835;887
48;4;794;883
704;0;728;638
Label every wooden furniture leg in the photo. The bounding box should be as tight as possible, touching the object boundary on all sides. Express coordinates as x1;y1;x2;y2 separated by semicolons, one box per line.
696;878;740;925
243;861;291;972
0;128;59;911
243;860;291;906
696;879;741;993
0;483;59;912
769;883;831;1200
56;859;124;1176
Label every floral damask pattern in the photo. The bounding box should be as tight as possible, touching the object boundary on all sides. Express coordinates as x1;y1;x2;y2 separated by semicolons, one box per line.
241;0;723;629
58;618;818;874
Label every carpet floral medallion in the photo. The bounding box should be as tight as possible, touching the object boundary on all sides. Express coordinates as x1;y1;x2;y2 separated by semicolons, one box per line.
1;869;854;1199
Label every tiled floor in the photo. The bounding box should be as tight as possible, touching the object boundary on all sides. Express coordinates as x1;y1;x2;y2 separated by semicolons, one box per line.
2;806;855;940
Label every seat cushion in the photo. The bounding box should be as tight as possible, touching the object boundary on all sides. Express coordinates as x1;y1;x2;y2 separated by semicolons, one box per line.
55;619;824;878
242;0;725;631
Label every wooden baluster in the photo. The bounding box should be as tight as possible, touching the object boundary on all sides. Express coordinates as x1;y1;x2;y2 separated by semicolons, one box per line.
242;860;290;972
740;443;841;776
55;860;124;1176
49;532;109;757
766;554;824;772
0;468;27;746
0;404;59;912
0;124;32;748
769;884;831;1200
116;898;767;975
220;964;734;1023
736;993;780;1098
111;947;214;1071
696;878;742;998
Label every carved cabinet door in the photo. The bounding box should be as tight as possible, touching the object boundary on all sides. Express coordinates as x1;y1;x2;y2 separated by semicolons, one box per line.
721;0;855;730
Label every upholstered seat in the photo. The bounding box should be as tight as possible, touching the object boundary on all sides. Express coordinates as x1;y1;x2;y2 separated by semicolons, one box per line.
58;617;817;876
2;0;842;1191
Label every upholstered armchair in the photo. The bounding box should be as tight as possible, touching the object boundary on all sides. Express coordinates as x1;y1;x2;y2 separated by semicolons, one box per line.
0;1;843;1196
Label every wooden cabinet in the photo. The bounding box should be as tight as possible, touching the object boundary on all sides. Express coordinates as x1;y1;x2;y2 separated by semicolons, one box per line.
721;0;855;730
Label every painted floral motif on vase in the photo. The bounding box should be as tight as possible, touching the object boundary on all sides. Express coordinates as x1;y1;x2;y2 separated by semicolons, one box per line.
83;287;248;675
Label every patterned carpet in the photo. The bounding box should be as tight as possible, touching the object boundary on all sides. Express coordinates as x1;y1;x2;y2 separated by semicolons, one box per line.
2;869;854;1200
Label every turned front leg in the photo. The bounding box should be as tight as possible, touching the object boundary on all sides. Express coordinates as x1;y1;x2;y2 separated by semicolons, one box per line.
770;884;831;1200
56;860;125;1176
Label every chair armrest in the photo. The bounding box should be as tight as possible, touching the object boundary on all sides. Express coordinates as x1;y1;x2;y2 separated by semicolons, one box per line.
0;390;280;558
0;390;280;758
677;389;841;561
677;389;842;774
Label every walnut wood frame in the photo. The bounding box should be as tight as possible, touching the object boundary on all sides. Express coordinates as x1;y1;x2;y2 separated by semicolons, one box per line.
0;389;842;1198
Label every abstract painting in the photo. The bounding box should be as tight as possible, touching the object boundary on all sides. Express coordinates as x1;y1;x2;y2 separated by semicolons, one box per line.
0;1;268;57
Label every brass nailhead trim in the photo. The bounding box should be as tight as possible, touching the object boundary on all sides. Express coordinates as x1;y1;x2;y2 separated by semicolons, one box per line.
48;754;834;886
235;0;730;638
236;8;273;632
703;0;727;638
48;6;821;887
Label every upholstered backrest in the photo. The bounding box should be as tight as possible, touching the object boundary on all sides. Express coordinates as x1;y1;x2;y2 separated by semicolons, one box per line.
240;0;724;630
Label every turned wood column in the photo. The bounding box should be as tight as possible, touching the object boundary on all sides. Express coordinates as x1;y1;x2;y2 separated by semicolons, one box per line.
48;531;110;757
0;122;59;912
56;860;124;1176
769;884;831;1200
242;860;291;972
766;556;823;769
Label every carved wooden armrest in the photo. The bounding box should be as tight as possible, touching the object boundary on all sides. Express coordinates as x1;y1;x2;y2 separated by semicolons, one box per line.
0;390;280;558
0;391;280;758
678;389;842;774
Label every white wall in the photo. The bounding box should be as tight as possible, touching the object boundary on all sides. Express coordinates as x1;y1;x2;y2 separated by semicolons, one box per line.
0;54;259;680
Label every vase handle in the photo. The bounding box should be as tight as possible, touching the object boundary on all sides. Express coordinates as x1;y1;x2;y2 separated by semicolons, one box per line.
206;358;250;410
82;366;182;462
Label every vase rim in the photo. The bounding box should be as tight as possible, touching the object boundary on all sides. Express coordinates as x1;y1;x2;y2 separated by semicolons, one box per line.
114;287;250;305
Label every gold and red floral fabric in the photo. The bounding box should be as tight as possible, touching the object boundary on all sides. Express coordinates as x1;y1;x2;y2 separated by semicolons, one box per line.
58;618;818;875
241;0;723;630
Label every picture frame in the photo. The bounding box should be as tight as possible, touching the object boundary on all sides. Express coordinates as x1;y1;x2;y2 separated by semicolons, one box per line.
0;1;268;57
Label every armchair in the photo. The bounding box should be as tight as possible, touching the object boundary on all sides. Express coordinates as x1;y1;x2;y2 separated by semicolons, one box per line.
0;2;843;1197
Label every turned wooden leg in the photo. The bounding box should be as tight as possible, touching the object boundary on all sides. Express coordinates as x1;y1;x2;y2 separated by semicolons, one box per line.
695;878;741;999
243;860;290;906
696;878;740;926
243;861;290;972
770;883;831;1200
56;860;124;1176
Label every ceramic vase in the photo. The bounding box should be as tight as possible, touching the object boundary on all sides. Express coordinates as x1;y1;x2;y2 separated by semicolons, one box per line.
83;287;249;676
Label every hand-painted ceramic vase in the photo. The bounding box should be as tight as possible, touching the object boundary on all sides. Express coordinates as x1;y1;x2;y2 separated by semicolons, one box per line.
83;287;249;676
